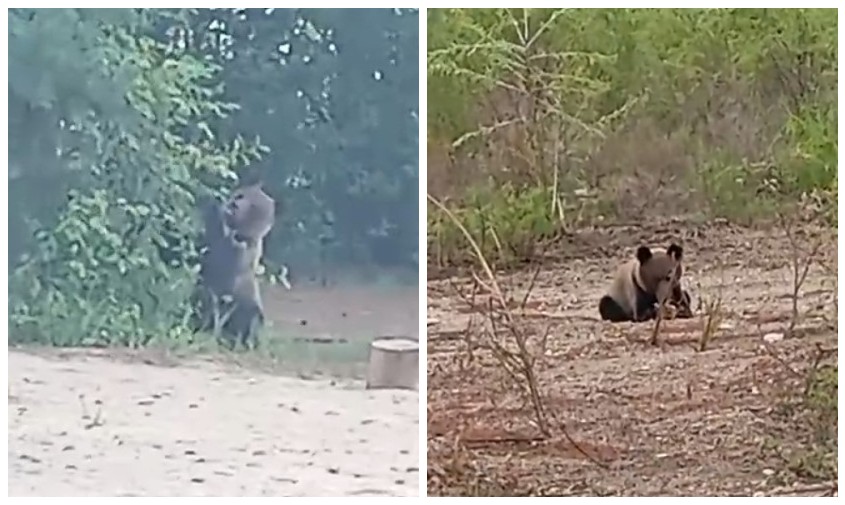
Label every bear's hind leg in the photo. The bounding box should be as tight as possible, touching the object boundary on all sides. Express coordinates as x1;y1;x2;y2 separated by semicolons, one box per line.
599;296;631;322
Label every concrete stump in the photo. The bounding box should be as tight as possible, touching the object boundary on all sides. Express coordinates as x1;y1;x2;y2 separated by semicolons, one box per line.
365;336;419;391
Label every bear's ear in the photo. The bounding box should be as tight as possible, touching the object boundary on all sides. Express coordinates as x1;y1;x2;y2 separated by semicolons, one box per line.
238;167;264;188
667;243;683;260
636;245;653;264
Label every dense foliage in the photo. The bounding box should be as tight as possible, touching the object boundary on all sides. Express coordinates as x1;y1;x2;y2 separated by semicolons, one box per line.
8;8;419;346
178;9;420;273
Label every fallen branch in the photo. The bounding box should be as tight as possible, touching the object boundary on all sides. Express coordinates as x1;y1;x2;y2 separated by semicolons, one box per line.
769;481;837;496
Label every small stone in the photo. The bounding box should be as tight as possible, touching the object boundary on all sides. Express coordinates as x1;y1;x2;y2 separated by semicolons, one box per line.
763;332;784;344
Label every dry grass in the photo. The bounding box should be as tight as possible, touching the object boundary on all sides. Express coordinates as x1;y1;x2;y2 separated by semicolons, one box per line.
428;73;792;224
427;223;837;496
427;194;554;440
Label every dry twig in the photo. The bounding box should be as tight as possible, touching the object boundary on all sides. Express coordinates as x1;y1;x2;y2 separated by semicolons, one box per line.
429;194;552;437
428;195;618;471
777;206;825;336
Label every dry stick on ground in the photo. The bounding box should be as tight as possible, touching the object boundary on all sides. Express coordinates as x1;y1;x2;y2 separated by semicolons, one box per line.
759;321;837;396
699;289;725;353
447;277;483;373
427;194;608;468
517;266;554;358
652;258;722;348
698;296;721;352
770;481;838;497
698;259;726;352
450;273;552;404
648;303;664;347
777;210;824;337
649;294;690;348
428;194;550;435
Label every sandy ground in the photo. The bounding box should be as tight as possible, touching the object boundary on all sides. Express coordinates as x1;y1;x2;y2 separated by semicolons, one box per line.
8;284;420;497
265;281;420;341
427;223;837;496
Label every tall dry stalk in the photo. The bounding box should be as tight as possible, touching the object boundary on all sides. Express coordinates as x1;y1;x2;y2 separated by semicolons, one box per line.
776;204;825;336
699;262;726;352
428;194;609;469
428;194;551;435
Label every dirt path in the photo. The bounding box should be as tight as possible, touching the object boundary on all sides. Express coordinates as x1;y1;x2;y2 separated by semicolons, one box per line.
8;283;420;497
427;223;837;496
264;282;420;341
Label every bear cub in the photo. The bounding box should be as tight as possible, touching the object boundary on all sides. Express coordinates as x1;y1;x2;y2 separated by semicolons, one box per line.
599;243;693;323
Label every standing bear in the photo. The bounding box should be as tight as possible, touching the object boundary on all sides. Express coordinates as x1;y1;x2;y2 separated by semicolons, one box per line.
194;181;276;349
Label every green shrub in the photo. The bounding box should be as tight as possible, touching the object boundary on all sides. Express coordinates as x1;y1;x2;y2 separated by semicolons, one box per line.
428;8;837;268
429;183;560;268
8;10;262;346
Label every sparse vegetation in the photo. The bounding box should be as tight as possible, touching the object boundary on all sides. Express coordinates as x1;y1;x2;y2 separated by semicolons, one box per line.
698;273;726;353
427;8;836;270
429;195;553;438
776;195;829;336
427;8;837;497
763;344;837;485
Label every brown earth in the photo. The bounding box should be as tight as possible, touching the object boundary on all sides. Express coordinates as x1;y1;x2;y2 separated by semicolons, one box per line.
265;281;420;342
8;283;420;497
426;222;837;497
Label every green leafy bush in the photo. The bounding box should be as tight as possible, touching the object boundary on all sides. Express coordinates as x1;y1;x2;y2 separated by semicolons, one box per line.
8;10;263;346
429;183;559;268
428;8;837;266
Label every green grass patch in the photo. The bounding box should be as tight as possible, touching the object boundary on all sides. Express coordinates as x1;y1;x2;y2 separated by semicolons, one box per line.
428;182;564;268
57;323;375;380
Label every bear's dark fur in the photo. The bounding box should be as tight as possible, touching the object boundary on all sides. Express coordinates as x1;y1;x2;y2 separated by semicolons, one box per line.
193;183;275;348
599;243;693;323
